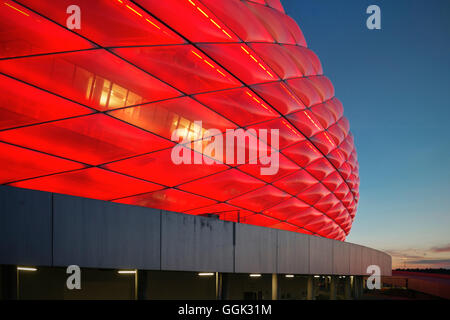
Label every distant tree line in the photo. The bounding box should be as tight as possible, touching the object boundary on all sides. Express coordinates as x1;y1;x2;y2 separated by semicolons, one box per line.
394;268;450;275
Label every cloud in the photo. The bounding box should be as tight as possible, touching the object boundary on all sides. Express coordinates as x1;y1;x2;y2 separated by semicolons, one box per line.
407;259;450;265
385;246;450;268
430;244;450;253
385;250;425;260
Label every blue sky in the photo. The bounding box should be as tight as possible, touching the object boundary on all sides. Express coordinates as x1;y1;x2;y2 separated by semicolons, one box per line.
282;0;450;268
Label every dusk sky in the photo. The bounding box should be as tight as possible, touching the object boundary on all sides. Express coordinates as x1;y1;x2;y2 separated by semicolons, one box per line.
283;0;450;268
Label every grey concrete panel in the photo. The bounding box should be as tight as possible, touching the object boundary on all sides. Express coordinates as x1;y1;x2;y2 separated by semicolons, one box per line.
374;251;382;275
277;230;309;274
349;244;363;275
309;236;333;275
332;241;350;275
161;212;234;272
235;224;277;274
372;249;380;271
379;252;386;275
385;254;392;276
378;250;392;276
377;251;387;274
376;250;390;276
0;186;52;266
361;246;373;275
381;252;388;275
53;194;161;269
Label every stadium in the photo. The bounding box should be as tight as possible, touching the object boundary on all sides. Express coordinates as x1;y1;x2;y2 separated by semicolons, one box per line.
0;0;391;300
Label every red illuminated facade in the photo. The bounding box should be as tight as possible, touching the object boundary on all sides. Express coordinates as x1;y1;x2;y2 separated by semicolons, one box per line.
0;0;359;241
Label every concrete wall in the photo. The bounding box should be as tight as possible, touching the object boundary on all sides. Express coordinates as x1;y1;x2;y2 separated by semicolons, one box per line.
277;231;309;275
161;212;234;272
310;236;333;275
235;224;277;273
53;194;161;270
0;186;392;276
0;187;52;266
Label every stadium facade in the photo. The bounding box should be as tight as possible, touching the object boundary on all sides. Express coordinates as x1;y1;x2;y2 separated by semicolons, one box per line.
0;0;390;299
